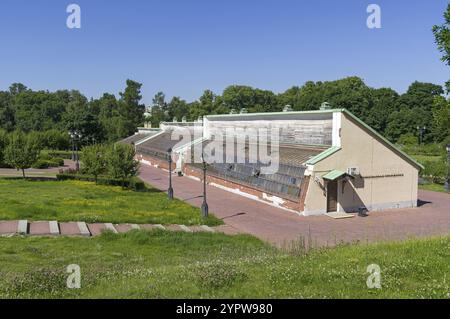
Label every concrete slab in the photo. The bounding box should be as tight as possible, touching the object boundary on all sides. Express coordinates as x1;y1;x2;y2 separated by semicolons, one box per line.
178;225;193;233
59;222;81;236
131;224;140;230
49;221;60;235
29;221;51;236
115;224;134;233
77;222;91;236
104;223;118;234
17;220;28;235
200;225;215;233
86;223;106;236
0;221;19;235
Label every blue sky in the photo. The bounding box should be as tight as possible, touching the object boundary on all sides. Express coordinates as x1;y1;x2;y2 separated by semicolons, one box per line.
0;0;448;104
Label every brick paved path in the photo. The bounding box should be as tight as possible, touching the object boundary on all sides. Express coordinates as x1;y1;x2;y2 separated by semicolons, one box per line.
0;220;240;237
138;163;450;247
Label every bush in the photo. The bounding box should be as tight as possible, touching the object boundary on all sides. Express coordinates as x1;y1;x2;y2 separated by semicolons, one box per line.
31;157;64;169
32;160;51;169
421;160;448;183
44;150;78;160
56;173;146;191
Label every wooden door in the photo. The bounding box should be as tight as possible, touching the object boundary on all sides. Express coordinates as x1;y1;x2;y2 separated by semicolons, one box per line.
327;180;338;212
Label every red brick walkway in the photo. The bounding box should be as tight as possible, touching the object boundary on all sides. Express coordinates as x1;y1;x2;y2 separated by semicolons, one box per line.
138;163;450;247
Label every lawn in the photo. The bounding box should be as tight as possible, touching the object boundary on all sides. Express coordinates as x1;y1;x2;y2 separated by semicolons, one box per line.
0;231;449;298
0;179;222;226
419;183;449;194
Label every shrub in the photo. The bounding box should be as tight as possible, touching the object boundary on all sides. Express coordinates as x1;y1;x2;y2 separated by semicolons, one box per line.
32;160;51;169
422;160;448;183
56;173;146;191
45;150;76;159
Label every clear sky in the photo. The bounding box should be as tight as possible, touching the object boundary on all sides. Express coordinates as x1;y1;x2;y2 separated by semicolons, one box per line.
0;0;448;104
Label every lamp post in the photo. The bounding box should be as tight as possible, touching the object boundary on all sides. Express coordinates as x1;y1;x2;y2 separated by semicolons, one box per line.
69;130;81;172
445;144;450;193
417;126;426;145
201;153;209;218
167;148;174;200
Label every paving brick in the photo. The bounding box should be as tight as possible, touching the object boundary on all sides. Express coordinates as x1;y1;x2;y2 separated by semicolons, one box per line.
87;223;106;236
115;224;134;233
0;221;19;235
29;221;51;236
59;222;82;236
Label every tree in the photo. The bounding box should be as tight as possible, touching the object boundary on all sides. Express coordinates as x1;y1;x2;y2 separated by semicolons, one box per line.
432;3;450;91
119;79;145;135
150;92;168;127
431;96;450;143
81;144;107;183
4;131;41;178
0;129;8;166
106;143;139;186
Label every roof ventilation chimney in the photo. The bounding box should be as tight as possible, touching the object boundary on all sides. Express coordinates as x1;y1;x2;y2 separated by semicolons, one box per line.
320;102;332;110
229;108;237;114
283;105;293;112
172;117;177;122
240;108;248;114
181;116;187;123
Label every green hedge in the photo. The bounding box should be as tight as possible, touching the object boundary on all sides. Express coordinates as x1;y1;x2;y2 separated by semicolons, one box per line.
43;150;82;160
56;173;146;191
32;158;65;169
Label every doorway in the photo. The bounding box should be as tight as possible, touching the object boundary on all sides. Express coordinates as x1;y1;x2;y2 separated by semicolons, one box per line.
327;180;338;212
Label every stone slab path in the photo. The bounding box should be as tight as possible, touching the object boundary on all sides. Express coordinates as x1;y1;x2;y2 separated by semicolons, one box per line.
0;220;241;237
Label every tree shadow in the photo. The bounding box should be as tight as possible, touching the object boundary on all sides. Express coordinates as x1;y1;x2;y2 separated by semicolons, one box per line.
221;212;246;220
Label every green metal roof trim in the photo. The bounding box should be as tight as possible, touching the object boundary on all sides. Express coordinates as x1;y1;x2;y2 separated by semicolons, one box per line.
341;109;424;170
306;146;341;165
322;170;347;181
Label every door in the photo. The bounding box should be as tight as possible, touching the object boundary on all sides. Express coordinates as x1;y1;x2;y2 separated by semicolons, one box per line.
327;180;338;212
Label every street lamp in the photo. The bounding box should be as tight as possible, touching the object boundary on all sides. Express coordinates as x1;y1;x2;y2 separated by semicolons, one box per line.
167;148;174;200
69;130;81;172
445;144;450;193
201;153;209;218
417;126;426;145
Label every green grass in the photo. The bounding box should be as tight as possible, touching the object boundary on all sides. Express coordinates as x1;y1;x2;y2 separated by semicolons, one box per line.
0;231;449;298
419;183;450;194
0;179;222;226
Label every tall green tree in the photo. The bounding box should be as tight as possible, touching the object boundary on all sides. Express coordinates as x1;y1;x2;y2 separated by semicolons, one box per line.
119;79;145;135
433;3;450;91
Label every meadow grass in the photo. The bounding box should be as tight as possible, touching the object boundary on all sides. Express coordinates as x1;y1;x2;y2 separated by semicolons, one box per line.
0;179;222;226
0;231;449;298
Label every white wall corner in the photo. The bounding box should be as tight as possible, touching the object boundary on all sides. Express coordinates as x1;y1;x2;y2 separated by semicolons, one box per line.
332;111;342;147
